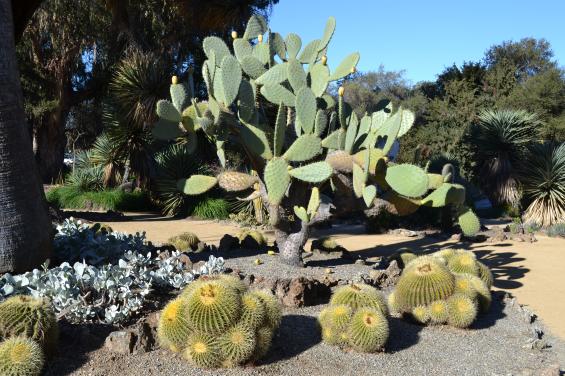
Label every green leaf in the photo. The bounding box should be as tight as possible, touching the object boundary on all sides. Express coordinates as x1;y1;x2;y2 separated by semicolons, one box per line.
177;175;218;195
288;161;333;183
287;58;307;92
295;87;317;134
309;64;330;97
274;104;287;156
241;56;267;79
156;100;181;123
284;134;322;162
318;16;336;52
170;83;188;112
240;122;273;160
264;158;290;204
298;39;321;64
261;84;296;107
385;164;429;198
152;119;183;140
220;56;242;106
293;206;309;222
203;36;231;66
233;38;253;62
256;63;288;86
329;52;360;81
285;33;302;59
363;185;377;207
243;15;268;40
238;80;255;122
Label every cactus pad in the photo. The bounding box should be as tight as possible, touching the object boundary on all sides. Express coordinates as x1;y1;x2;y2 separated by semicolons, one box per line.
177;175;218;195
329;52;360;81
264;158;290;205
385;164;429;198
217;171;257;192
288;161;333;183
326;150;353;172
458;207;481;236
283;134;322;162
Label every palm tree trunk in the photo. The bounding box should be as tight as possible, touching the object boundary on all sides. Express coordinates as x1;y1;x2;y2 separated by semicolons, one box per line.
0;0;53;273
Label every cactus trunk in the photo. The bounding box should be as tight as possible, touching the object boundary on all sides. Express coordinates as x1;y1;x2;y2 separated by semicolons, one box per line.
275;222;309;267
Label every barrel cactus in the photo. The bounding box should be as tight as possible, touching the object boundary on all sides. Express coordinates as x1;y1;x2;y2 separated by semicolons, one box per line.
158;276;281;368
389;249;493;329
0;337;44;376
151;14;480;267
319;283;389;352
0;296;58;356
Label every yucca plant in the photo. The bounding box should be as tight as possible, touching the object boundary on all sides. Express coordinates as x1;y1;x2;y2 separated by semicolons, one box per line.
89;133;124;187
521;142;565;227
153;143;209;216
470;110;540;206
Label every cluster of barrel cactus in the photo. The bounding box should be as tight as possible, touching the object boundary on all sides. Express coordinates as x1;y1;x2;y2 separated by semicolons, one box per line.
0;295;58;375
152;14;481;266
318;283;389;353
157;274;281;368
388;249;493;328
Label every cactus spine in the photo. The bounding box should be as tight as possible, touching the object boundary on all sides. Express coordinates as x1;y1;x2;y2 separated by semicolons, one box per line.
0;337;45;376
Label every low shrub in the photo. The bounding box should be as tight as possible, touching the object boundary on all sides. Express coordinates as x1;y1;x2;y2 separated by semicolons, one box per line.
46;186;153;212
547;223;565;238
190;197;230;220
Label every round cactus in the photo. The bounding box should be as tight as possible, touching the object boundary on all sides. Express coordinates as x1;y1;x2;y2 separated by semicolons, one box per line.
184;333;221;369
447;250;479;276
411;305;430;324
320;321;341;346
447;294;478;329
186;280;242;333
330;284;388;314
0;296;58;355
250;290;282;329
167;232;200;252
387;292;401;315
429;300;449;324
218;323;256;365
251;326;274;361
0;337;44;376
347;308;389;353
240;292;267;329
238;230;266;249
389;251;418;268
157;297;192;352
469;275;492;313
477;261;494;288
432;249;456;263
319;304;352;331
394;256;455;310
218;274;248;294
453;274;478;300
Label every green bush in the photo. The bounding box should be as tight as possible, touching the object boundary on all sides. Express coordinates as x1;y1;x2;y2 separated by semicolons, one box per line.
46;186;152;212
190;198;230;220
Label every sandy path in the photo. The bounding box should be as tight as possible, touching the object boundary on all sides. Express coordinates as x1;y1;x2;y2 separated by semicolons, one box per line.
97;213;565;339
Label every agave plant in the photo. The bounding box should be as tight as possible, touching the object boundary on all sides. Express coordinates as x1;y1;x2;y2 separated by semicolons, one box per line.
470;109;540;206
521;142;565;227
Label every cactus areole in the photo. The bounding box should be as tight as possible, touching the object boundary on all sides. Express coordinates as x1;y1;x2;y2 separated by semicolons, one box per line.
151;15;481;266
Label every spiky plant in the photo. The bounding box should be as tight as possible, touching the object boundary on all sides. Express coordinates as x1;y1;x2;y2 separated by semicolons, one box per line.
521;142;565;227
184;333;222;369
477;261;494;288
185;280;242;334
218;274;248;294
468;275;492;313
428;300;449;324
330;284;388;314
470;109;540;206
218;323;256;366
347;308;389;353
446;294;478;329
453;274;478;300
238;230;267;249
192;197;230;219
166;232;200;252
394;257;455;310
387;292;400;315
411;305;430;324
0;337;44;376
447;250;480;276
157;297;192;352
250;290;282;330
251;326;274;360
240;292;267;329
0;296;58;355
88;133;123;188
154;143;209;216
152;14;480;267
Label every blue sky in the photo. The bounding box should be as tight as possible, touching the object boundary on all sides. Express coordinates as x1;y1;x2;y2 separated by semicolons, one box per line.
269;0;565;84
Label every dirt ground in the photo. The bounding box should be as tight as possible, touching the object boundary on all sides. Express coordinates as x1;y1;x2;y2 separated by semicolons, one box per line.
75;211;565;340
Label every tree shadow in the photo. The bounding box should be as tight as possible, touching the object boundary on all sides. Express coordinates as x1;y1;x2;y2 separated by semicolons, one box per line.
471;290;507;330
386;316;423;352
43;321;113;376
473;249;528;289
260;314;321;365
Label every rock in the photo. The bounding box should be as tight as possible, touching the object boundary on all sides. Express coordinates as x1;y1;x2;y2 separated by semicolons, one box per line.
539;364;561;376
450;233;462;241
218;234;239;252
177;253;193;269
325;268;333;274
365;260;402;289
252;276;336;307
355;258;366;265
104;331;135;354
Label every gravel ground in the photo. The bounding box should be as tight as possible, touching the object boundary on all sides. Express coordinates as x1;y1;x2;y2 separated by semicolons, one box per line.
44;292;564;376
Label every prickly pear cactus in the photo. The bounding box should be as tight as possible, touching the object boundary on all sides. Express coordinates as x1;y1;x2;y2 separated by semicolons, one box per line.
152;15;481;266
